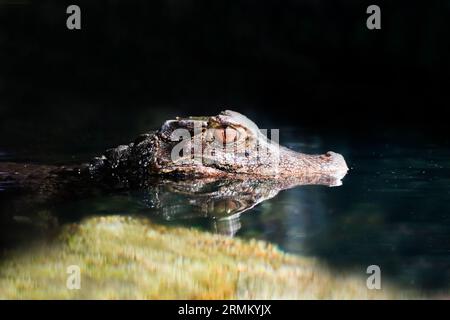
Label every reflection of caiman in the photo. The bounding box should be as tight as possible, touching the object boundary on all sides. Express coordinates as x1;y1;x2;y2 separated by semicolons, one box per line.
0;111;348;235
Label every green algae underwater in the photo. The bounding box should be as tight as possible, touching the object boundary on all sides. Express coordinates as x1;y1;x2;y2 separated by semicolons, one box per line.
0;216;418;299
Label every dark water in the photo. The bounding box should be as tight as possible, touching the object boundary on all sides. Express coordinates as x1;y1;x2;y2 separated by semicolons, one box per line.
1;121;450;293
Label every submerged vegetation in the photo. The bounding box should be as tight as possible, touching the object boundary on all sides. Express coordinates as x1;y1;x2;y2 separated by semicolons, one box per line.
0;216;418;299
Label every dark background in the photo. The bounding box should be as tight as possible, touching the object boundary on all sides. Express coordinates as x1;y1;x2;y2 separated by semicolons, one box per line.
0;0;449;150
1;1;450;292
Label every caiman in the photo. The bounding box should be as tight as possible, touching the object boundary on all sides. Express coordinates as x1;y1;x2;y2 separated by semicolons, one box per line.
87;110;348;183
0;110;348;235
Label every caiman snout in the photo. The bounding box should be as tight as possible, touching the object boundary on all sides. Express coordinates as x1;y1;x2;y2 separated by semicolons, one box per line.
279;149;349;182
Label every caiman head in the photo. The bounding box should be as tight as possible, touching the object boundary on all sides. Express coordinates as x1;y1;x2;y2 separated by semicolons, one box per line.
91;110;348;186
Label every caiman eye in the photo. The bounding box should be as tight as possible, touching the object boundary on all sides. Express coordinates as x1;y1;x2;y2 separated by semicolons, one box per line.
214;127;237;144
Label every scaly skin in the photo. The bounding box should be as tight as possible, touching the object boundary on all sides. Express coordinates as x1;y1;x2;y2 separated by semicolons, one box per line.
89;110;348;187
